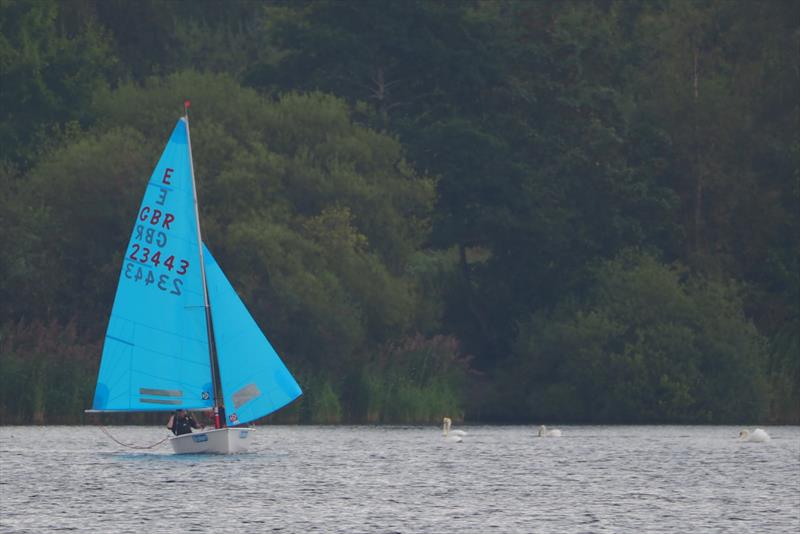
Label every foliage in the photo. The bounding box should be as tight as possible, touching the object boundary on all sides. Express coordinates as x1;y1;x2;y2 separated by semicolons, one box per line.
496;252;769;423
0;0;116;168
0;0;796;424
349;335;468;424
0;320;100;424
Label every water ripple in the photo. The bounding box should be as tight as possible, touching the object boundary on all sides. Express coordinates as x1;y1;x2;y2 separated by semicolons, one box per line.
1;425;798;533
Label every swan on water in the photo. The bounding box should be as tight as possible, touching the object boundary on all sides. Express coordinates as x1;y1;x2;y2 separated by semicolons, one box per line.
442;417;466;442
739;428;770;442
538;425;562;437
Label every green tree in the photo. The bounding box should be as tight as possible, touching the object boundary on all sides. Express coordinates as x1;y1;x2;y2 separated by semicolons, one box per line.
497;252;769;423
0;0;115;167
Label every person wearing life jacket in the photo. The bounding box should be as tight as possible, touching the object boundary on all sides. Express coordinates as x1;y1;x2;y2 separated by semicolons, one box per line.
167;409;202;435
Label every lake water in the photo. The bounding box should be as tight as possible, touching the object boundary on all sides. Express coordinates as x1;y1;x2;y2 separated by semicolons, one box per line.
0;425;798;533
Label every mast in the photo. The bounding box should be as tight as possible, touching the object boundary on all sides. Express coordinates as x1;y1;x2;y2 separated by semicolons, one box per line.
184;101;226;429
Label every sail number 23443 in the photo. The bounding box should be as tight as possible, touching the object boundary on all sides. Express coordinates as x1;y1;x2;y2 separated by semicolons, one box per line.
124;262;183;296
128;244;189;275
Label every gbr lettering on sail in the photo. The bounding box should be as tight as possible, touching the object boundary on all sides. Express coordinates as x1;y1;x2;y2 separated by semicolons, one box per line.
123;167;190;296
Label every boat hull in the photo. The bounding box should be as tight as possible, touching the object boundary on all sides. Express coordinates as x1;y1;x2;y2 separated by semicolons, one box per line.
169;427;252;454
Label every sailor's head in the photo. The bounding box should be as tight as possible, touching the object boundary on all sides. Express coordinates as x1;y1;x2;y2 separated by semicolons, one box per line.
176;408;187;416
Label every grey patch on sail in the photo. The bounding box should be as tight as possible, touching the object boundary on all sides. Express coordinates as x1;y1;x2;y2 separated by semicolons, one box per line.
139;388;182;397
232;383;262;409
140;398;183;405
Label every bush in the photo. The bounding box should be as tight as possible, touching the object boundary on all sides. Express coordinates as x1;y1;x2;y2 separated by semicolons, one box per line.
500;252;769;423
352;335;468;424
0;320;100;424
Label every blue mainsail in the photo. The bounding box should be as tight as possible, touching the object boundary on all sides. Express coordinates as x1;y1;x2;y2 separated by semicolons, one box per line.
203;245;303;425
91;115;302;424
92;119;214;411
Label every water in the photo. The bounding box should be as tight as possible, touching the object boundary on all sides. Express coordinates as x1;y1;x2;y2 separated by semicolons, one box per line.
1;425;798;533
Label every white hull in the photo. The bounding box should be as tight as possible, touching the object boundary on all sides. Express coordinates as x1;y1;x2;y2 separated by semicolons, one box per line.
169;427;252;454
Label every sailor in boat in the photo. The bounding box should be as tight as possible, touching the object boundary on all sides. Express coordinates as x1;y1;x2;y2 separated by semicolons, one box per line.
167;409;204;436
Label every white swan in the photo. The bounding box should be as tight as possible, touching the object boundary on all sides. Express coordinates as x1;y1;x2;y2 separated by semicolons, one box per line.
538;425;562;437
739;428;770;442
442;417;465;442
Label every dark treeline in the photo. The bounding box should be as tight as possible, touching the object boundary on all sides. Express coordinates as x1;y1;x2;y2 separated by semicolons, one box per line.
1;0;797;425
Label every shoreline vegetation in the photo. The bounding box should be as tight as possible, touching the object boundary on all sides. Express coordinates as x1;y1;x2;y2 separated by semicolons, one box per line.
2;1;798;426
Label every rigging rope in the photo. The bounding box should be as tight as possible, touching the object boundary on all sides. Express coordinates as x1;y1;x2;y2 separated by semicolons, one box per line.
99;426;170;450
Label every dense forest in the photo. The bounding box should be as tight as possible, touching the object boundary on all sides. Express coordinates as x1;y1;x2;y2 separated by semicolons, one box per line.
0;0;797;425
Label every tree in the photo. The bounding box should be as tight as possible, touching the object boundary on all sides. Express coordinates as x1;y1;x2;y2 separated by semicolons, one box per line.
0;0;115;168
496;252;769;423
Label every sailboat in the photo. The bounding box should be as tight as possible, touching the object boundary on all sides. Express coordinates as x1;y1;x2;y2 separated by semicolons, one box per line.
87;105;302;454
